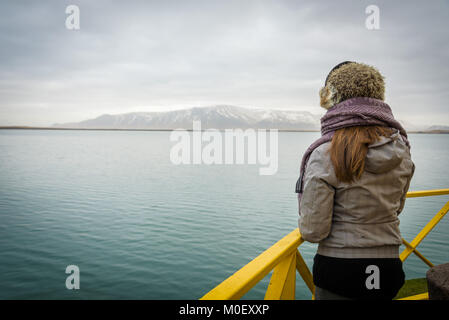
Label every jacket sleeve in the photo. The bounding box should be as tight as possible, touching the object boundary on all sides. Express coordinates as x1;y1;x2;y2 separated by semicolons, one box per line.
298;147;336;243
397;159;415;216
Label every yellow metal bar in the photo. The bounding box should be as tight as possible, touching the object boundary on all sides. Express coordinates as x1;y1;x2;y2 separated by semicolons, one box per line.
201;189;448;301
264;252;296;300
398;292;429;300
406;189;449;198
400;200;449;262
295;250;315;295
201;228;303;300
401;239;434;267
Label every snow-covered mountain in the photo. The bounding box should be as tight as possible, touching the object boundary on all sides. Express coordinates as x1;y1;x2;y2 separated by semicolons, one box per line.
52;104;441;132
426;125;449;132
397;120;427;132
53;105;322;130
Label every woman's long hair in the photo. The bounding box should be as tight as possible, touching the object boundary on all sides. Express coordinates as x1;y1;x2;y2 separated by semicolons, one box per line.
329;126;392;183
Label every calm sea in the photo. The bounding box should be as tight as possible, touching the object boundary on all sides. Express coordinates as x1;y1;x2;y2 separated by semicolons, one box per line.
0;129;448;299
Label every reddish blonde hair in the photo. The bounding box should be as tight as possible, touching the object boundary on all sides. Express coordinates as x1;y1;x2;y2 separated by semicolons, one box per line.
329;126;392;183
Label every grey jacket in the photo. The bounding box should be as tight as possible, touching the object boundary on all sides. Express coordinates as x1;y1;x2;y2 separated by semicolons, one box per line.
298;130;415;258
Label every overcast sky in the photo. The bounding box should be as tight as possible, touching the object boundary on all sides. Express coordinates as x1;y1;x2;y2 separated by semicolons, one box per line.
0;0;448;127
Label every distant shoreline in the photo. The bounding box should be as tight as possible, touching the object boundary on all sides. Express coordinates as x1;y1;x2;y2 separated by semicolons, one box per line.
0;126;448;134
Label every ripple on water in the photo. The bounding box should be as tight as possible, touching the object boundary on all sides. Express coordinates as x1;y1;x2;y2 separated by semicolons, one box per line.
0;131;448;299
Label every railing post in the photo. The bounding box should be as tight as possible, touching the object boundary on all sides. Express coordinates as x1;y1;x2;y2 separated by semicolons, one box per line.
264;252;296;300
401;238;434;267
201;229;302;300
296;250;315;295
400;199;449;262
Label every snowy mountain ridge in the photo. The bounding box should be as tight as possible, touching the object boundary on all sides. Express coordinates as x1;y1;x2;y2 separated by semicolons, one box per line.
53;105;323;130
52;104;438;132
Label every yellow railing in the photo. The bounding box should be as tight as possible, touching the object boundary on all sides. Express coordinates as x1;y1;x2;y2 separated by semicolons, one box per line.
201;188;449;300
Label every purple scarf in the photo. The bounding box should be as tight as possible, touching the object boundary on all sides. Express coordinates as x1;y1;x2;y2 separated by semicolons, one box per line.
295;97;409;203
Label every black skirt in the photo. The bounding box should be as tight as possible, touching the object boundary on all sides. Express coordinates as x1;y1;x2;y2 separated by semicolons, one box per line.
313;254;405;300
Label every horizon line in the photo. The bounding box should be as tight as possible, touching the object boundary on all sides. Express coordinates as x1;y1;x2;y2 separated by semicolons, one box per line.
1;126;448;134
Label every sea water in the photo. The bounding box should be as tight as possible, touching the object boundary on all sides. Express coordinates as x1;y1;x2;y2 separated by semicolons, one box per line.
0;129;448;299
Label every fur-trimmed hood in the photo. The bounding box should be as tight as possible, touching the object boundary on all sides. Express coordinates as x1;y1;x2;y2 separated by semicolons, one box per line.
319;62;385;109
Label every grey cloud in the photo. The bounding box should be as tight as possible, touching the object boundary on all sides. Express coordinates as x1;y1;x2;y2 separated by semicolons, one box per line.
0;0;448;126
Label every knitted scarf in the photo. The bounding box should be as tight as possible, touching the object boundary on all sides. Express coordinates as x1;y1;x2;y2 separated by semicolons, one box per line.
295;97;409;204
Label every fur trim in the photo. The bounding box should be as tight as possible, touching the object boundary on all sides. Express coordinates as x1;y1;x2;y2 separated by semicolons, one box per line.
319;84;338;109
320;62;385;110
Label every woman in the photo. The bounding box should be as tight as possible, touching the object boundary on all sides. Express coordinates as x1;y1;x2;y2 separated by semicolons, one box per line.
296;62;415;300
